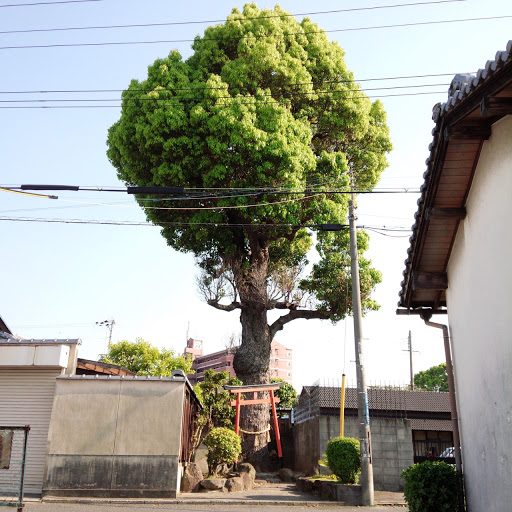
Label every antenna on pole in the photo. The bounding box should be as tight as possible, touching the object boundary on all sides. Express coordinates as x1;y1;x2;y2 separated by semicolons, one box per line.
186;322;190;342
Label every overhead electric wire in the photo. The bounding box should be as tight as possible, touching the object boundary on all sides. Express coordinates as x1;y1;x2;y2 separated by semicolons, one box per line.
0;0;101;7
0;82;452;105
0;186;57;199
0;215;413;234
0;89;450;108
1;15;510;51
0;72;473;95
0;1;467;34
3;184;421;196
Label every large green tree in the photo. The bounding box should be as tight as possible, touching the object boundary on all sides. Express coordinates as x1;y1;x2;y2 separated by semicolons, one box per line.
414;363;448;392
100;338;193;376
107;3;391;464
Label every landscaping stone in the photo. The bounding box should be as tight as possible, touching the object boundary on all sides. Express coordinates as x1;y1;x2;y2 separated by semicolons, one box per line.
225;477;244;492
200;478;226;491
256;472;281;483
181;462;203;492
318;464;333;476
241;472;254;490
296;477;315;493
278;468;294;482
238;463;256;482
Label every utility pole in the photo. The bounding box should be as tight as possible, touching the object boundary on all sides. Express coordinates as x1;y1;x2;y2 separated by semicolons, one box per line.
348;178;374;506
96;319;115;352
402;330;418;390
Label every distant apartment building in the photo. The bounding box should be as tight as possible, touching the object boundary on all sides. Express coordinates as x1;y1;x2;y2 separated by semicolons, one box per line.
184;338;292;384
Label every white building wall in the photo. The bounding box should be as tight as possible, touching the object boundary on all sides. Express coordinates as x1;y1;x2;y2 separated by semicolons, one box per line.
446;115;512;512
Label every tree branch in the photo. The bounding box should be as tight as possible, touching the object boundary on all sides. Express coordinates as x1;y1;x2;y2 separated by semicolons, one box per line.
207;300;241;312
267;300;298;311
269;309;330;339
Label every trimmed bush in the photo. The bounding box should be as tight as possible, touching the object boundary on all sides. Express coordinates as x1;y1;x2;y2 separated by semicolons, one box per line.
401;461;460;512
325;437;361;483
203;427;241;476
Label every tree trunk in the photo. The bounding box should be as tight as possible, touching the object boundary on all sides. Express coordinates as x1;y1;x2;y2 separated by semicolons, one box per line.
231;234;272;468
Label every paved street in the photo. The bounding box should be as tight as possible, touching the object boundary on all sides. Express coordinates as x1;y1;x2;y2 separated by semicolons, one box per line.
24;504;407;512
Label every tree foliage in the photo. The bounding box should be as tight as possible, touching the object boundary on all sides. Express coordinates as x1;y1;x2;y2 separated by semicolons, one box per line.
271;377;298;410
414;363;448;392
107;3;391;462
194;369;242;429
189;369;241;462
100;338;193;376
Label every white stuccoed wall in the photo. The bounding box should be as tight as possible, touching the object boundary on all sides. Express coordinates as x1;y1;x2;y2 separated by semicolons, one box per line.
446;115;512;512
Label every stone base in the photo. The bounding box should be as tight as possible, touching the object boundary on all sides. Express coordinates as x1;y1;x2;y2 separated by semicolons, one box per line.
296;477;363;505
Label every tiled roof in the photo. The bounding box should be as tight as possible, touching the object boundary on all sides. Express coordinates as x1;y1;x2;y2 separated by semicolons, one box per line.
435;41;512;118
76;357;136;376
0;315;11;335
0;337;81;345
398;40;512;311
299;386;450;413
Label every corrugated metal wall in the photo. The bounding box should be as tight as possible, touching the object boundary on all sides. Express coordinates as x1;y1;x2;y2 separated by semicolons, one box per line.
0;369;60;495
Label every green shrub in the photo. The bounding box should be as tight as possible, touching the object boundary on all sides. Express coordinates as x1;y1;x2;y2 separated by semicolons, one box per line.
325;437;361;483
203;427;241;476
401;461;460;512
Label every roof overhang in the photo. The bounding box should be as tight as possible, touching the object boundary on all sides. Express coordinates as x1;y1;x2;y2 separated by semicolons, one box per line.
398;41;512;314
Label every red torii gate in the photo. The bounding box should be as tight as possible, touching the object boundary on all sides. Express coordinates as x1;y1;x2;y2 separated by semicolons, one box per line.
224;382;284;462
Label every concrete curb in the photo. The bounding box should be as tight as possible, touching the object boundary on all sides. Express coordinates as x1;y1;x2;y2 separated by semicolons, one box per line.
41;497;407;507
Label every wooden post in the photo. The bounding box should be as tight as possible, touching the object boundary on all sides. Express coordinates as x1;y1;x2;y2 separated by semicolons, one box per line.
235;392;241;435
269;390;282;458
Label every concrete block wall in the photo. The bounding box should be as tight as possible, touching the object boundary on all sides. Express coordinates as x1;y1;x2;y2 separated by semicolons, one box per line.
43;376;186;498
294;415;413;491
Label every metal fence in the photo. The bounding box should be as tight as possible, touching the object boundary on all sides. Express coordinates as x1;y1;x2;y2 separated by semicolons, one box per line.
0;427;30;512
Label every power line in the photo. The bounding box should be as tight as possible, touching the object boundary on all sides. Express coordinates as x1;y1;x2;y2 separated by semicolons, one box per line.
4;184;420;195
0;0;101;7
1;15;510;51
0;215;412;233
0;82;452;105
0;1;467;34
0;73;471;95
0;89;449;108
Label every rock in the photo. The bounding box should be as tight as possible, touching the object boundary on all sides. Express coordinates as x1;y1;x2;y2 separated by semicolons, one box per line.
307;466;320;477
200;478;227;491
181;462;203;493
296;477;314;493
241;472;254;490
318;464;332;476
278;467;294;482
225;477;244;492
192;443;209;477
256;472;281;483
238;462;256;485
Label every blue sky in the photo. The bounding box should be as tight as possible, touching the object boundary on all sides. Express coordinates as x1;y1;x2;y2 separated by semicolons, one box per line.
1;0;510;390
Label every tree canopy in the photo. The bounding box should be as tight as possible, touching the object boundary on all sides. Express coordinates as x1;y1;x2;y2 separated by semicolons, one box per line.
107;3;391;463
100;338;193;376
414;363;448;392
271;377;298;410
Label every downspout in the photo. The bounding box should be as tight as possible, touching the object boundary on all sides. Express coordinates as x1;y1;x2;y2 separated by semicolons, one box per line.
420;312;462;474
421;311;466;511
